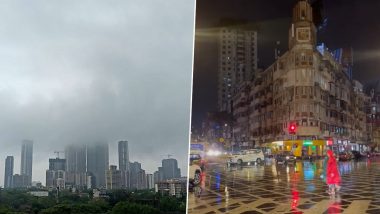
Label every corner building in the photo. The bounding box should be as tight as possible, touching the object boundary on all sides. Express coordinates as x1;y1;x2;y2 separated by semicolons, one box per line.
235;0;370;157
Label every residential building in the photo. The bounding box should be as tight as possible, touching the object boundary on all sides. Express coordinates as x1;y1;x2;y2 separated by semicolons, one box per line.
232;81;253;149
106;165;122;190
155;178;187;198
218;26;258;113
130;161;147;190
4;156;14;188
369;83;380;150
12;174;30;188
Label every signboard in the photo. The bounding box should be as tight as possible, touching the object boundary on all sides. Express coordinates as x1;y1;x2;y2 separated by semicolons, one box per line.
190;144;204;151
303;140;313;146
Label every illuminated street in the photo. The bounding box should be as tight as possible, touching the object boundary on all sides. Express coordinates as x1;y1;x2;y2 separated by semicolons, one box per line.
188;158;380;214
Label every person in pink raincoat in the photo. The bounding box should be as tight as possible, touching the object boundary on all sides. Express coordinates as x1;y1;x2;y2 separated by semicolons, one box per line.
324;150;341;194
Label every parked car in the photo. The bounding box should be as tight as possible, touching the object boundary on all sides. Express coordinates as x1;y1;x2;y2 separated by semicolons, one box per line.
338;152;351;161
188;163;202;197
351;150;363;160
275;151;296;165
227;149;264;166
189;160;203;194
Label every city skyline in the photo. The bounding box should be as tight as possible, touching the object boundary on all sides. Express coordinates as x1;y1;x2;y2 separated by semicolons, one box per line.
0;0;194;187
1;140;186;187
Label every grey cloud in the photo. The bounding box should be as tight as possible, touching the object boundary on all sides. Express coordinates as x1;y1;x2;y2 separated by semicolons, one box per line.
0;0;194;185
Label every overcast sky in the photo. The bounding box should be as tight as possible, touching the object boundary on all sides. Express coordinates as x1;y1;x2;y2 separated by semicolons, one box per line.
0;0;195;186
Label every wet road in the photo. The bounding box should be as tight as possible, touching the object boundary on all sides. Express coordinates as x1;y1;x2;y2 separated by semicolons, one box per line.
188;158;380;214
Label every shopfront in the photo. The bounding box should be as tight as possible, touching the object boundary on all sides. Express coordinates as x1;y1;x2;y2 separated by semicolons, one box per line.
270;140;327;157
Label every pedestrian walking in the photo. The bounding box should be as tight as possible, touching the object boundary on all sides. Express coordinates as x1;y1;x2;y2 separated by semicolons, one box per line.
322;150;341;195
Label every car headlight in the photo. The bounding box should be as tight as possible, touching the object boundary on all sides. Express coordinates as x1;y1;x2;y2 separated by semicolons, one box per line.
207;150;222;156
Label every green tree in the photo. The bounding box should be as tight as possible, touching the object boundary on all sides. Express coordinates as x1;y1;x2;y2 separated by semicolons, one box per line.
159;197;179;212
40;204;72;214
112;202;160;214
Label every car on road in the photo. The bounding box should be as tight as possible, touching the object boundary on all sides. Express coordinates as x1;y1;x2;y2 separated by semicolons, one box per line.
351;150;364;160
275;151;296;165
338;152;352;161
227;149;264;166
188;161;202;194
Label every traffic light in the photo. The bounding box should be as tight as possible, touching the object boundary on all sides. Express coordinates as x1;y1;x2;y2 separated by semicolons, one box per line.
289;123;296;134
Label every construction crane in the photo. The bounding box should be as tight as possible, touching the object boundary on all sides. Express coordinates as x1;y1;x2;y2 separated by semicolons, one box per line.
54;151;65;159
161;154;173;159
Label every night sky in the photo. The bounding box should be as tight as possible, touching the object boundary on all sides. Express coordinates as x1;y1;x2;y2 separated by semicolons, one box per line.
192;0;380;129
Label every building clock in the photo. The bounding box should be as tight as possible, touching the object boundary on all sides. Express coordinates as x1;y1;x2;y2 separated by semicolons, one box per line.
296;27;311;42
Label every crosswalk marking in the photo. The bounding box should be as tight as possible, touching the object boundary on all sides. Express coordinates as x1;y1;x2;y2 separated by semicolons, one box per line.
302;200;335;214
342;200;371;214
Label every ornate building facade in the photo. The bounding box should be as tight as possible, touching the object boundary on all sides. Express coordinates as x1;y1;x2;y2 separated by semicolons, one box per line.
232;0;371;156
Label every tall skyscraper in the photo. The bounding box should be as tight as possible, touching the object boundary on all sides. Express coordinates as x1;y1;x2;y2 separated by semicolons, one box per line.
65;144;87;188
118;141;130;172
218;27;258;113
21;140;33;185
118;140;130;188
157;158;181;181
4;156;14;188
87;143;109;188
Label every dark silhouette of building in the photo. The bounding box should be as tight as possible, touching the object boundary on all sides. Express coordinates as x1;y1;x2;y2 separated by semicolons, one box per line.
4;156;14;188
21;140;33;186
87;143;109;188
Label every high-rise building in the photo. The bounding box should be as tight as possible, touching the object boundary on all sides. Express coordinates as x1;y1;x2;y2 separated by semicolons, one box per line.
87;143;109;188
49;158;66;171
106;165;123;190
4;156;14;188
118;140;130;188
21;140;33;185
146;174;154;189
129;161;148;190
65;144;87;188
154;170;163;183
46;158;66;190
12;174;30;188
118;141;130;172
157;158;181;180
218;27;258;113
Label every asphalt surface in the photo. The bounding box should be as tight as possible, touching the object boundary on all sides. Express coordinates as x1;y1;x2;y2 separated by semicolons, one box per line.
188;157;380;214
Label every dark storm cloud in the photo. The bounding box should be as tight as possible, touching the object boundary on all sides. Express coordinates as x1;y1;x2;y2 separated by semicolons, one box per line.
0;0;195;185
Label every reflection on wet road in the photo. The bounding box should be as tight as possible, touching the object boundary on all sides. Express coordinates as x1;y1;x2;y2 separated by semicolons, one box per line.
188;158;380;214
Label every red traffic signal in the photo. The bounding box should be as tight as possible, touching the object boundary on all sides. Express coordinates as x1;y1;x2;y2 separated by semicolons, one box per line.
289;123;296;134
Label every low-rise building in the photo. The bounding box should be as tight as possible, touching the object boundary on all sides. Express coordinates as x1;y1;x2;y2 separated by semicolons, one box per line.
155;178;186;198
